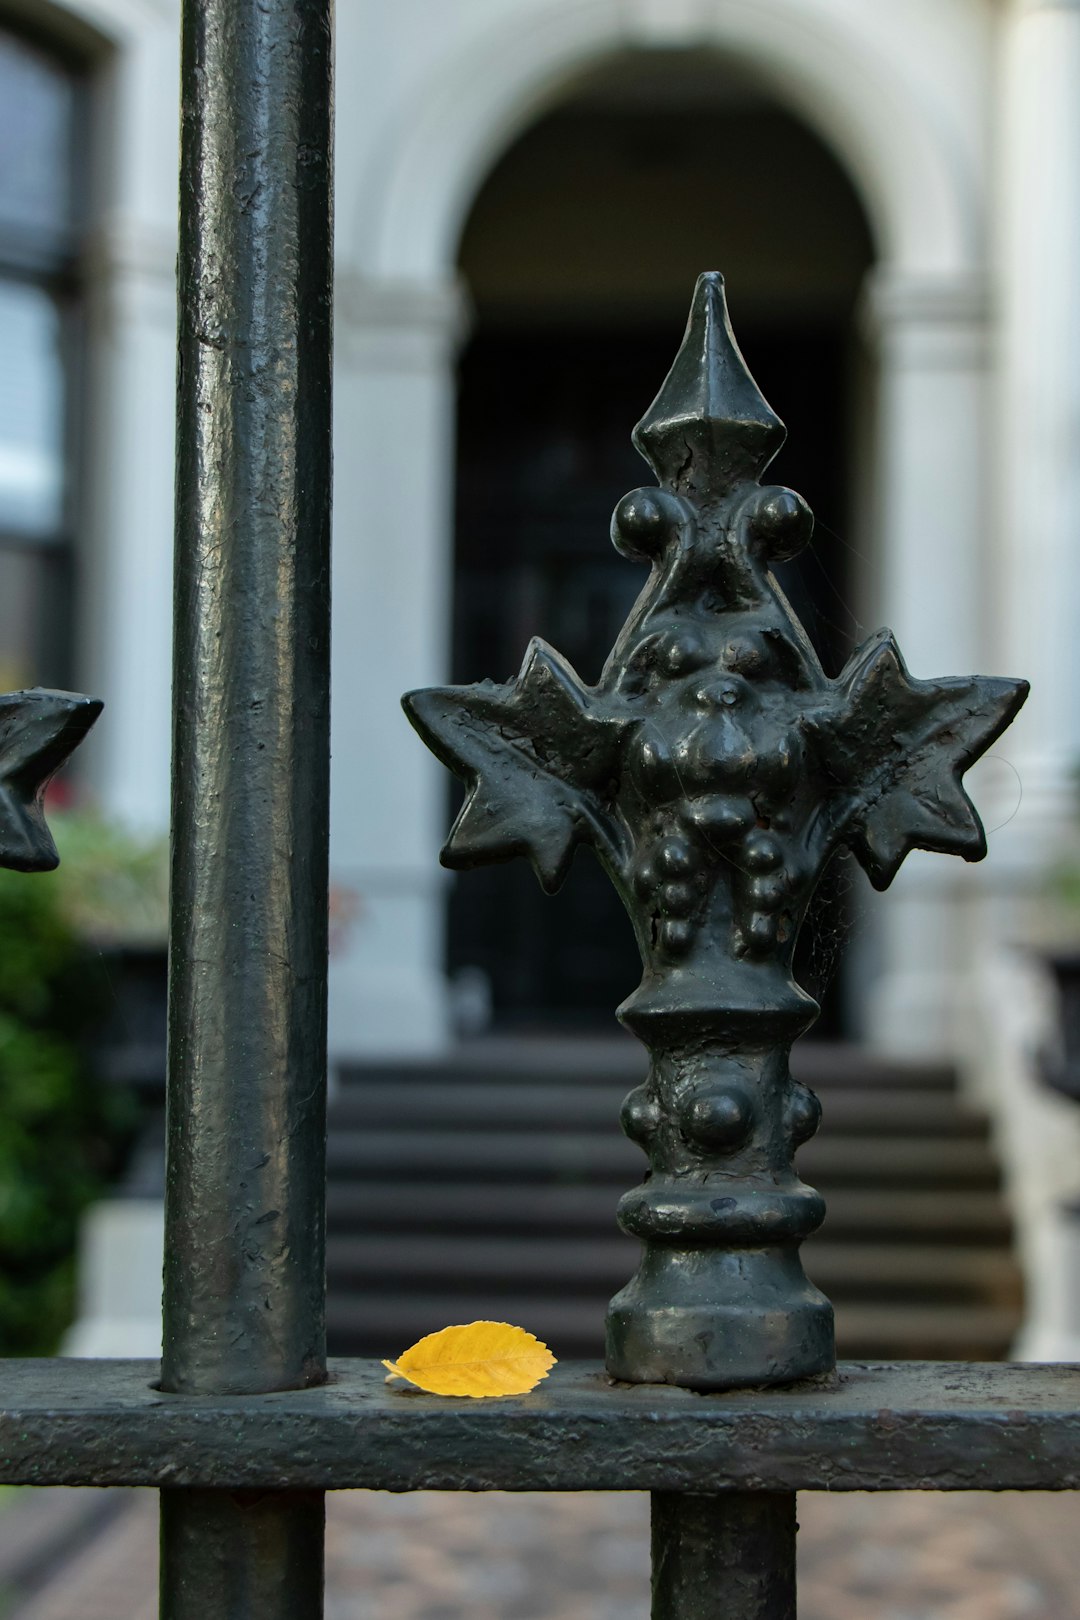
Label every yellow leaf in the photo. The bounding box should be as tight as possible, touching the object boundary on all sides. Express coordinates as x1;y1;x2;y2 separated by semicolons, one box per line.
381;1320;556;1398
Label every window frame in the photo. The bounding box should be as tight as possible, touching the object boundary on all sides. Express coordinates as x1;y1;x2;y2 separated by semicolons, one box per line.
0;15;89;689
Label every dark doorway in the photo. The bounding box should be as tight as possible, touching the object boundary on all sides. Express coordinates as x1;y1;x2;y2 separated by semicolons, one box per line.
448;54;875;1035
449;321;856;1031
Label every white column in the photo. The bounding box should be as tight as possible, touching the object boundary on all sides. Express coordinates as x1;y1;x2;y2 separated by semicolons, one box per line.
988;0;1080;1359
997;0;1080;862
79;218;176;832
78;25;181;834
327;273;468;1060
858;269;992;1054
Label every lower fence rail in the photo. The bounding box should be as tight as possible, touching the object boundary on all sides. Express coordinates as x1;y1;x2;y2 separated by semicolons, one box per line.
3;1360;1078;1492
3;1358;1078;1618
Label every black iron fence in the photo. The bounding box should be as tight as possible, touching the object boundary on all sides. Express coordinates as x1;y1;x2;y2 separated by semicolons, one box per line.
0;1;1072;1616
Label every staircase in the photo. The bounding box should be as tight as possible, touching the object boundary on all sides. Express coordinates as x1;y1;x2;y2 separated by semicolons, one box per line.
327;1037;1023;1362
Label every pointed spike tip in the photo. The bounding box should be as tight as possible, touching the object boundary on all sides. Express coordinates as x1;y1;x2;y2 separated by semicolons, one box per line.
632;272;786;496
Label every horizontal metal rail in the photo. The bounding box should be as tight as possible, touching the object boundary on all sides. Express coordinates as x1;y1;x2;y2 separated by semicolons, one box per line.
5;1360;1079;1492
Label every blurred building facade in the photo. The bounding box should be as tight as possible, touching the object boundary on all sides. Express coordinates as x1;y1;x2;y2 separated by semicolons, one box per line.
7;0;1080;1349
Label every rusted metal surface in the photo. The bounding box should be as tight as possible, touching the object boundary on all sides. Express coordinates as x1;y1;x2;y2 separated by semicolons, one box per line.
5;1361;1079;1492
404;272;1029;1390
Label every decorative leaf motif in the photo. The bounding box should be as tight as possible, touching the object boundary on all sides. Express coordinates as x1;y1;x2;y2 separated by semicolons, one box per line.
0;690;103;872
403;639;627;893
382;1321;556;1398
817;631;1029;890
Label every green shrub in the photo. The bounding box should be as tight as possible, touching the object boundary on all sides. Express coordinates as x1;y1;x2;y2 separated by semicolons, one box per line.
44;811;168;947
0;830;144;1354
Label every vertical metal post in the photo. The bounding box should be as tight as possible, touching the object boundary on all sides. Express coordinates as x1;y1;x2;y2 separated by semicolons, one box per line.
161;1491;326;1618
160;0;332;1609
651;1494;797;1620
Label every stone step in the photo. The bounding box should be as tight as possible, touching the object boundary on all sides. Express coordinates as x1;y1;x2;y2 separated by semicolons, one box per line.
326;1234;1022;1306
326;1294;1020;1363
330;1081;988;1138
325;1182;1014;1243
338;1040;958;1094
325;1129;1001;1188
327;1041;1022;1362
816;1189;1013;1243
832;1303;1022;1361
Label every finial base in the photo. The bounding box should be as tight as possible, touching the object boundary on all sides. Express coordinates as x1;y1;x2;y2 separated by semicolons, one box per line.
605;1245;834;1390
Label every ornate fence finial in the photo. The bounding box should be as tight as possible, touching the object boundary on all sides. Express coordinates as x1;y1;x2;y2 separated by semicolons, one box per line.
403;272;1028;1390
0;689;102;872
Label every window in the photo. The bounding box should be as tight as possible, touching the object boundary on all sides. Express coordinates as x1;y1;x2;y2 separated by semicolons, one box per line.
0;24;83;690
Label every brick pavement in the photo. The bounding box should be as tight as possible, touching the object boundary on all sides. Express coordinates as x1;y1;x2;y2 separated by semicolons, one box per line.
4;1488;1080;1619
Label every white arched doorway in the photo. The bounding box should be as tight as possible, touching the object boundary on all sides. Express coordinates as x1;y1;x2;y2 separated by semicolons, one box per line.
327;0;989;1059
447;54;873;1034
